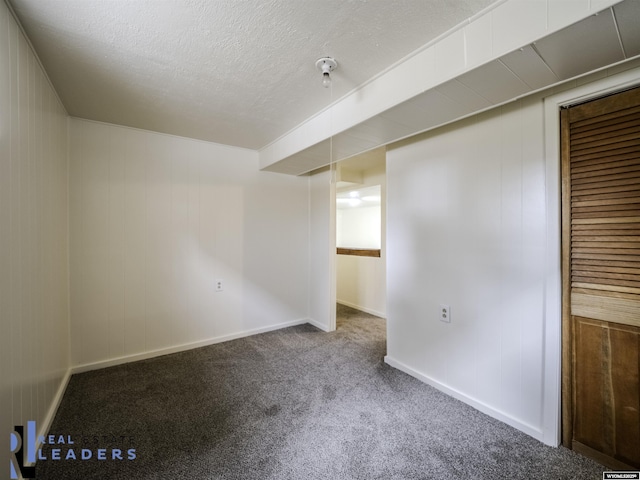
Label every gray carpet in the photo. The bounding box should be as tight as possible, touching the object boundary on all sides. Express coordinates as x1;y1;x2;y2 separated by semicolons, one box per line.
37;305;604;479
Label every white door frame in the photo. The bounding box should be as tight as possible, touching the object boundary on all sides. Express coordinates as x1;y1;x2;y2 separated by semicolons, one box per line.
329;163;337;332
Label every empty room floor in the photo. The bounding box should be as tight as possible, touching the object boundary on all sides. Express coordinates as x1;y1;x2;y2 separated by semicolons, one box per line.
36;305;604;479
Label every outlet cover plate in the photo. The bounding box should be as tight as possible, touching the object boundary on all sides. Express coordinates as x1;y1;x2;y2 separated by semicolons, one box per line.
440;304;450;323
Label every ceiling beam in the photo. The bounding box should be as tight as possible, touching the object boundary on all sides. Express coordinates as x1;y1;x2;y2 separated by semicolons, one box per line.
259;0;632;175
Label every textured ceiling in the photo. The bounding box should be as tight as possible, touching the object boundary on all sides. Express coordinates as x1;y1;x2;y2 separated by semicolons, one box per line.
8;0;498;150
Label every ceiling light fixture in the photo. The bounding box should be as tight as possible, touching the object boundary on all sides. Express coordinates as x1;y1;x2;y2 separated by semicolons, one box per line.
315;57;337;88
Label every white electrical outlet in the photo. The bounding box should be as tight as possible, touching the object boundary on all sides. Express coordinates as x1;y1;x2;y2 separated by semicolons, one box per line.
439;304;451;323
215;279;224;292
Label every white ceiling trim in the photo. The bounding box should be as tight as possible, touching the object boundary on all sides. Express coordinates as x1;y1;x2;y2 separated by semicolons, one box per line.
258;0;625;174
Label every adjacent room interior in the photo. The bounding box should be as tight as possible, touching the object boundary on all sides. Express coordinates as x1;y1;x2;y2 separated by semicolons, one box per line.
2;0;640;477
335;148;386;320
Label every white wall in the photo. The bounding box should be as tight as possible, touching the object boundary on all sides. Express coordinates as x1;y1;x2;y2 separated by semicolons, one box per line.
384;61;640;445
308;168;334;331
337;206;381;249
68;118;309;369
386;95;547;439
336;163;386;317
0;0;70;452
336;255;386;317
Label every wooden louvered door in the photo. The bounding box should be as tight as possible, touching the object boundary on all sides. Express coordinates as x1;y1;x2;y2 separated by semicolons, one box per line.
561;86;640;469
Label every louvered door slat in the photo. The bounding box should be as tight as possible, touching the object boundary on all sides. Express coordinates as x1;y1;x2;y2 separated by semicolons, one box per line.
572;129;640;151
571;184;640;196
573;229;640;236
572;164;640;179
573;178;640;191
566;88;640;332
571;144;640;163
570;103;640;125
571;170;640;186
571;138;640;158
571;117;640;140
573;258;640;266
573;265;640;275
572;158;640;175
573;191;640;202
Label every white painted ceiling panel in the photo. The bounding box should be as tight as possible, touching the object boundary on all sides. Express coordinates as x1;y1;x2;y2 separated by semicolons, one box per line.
490;0;547;57
336;147;386;175
340;116;416;149
435;79;492;112
548;0;589;31
331;134;379;162
533;8;625;80
378;102;425;131
591;0;624;12
613;1;640;58
379;90;472;133
264;140;331;175
433;28;466;82
499;46;559;90
464;12;494;69
457;60;531;104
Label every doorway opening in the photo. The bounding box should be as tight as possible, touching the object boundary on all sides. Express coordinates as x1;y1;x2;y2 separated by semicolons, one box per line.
333;147;387;333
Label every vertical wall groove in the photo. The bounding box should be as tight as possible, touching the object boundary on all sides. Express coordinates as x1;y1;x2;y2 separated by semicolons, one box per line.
69;119;310;368
0;0;70;453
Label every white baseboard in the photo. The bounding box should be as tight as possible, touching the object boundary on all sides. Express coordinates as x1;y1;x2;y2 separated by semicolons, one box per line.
337;300;385;318
39;368;72;437
72;318;310;374
307;318;332;332
384;355;544;442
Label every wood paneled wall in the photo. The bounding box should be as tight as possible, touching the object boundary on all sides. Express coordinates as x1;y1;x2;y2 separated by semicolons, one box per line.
68;119;310;368
386;96;547;439
0;0;70;449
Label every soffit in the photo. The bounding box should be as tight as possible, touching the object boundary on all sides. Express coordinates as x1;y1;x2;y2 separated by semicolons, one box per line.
263;0;640;175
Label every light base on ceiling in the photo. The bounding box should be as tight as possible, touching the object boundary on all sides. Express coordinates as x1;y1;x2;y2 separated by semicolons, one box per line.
316;57;337;88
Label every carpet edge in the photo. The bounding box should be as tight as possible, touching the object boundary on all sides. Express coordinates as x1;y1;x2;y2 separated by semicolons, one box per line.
336;300;386;319
70;318;311;374
383;355;545;443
